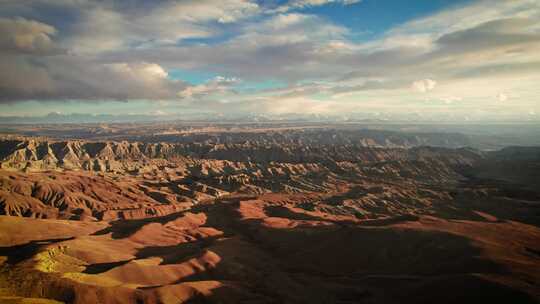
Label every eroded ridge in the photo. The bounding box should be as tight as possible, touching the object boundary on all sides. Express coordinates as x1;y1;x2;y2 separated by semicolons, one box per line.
0;134;539;303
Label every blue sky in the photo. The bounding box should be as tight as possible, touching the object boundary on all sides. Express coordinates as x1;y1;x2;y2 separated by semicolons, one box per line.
169;69;219;85
303;0;473;39
0;0;539;121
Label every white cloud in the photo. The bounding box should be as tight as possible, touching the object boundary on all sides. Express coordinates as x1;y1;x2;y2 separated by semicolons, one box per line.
412;79;437;93
64;0;261;54
158;0;260;24
496;92;508;102
243;13;348;44
440;96;462;104
270;0;361;13
151;110;168;116
178;76;240;99
105;62;168;82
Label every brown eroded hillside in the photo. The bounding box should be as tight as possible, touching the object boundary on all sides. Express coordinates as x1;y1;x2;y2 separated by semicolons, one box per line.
0;136;539;303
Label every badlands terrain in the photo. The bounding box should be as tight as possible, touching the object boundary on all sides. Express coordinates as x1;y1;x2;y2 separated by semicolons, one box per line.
0;123;539;303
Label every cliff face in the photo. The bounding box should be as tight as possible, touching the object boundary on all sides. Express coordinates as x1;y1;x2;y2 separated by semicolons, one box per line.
0;138;482;171
0;137;484;221
0;140;180;171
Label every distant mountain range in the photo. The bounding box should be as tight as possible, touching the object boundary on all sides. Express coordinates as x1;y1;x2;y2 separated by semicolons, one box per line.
3;112;540;125
0;112;181;124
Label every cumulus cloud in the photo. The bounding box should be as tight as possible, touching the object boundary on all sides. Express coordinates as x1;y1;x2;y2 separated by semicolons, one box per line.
61;0;262;54
0;17;62;55
440;96;462;104
0;0;539;121
496;92;508;102
412;79;437;93
0;57;186;102
150;110;168;116
107;12;350;81
178;76;240;99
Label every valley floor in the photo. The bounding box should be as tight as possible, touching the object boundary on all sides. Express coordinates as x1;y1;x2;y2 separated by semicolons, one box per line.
1;190;539;303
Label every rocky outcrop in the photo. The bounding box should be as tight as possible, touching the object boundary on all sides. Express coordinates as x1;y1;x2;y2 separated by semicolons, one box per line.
0;138;482;172
0;137;487;221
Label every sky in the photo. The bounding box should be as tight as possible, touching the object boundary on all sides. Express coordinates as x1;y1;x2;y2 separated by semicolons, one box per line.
0;0;539;122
